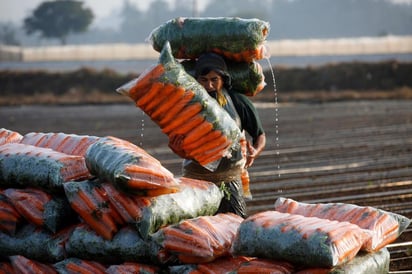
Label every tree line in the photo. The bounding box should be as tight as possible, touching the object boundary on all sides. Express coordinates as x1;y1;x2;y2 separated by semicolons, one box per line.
1;0;411;46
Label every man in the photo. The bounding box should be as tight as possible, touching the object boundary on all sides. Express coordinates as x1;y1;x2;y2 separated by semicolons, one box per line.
169;53;266;218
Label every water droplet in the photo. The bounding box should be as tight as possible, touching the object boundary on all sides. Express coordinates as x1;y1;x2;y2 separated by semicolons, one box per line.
265;57;281;178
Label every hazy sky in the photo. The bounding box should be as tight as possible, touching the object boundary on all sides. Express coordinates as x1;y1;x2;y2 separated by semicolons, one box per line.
0;0;410;26
0;0;209;26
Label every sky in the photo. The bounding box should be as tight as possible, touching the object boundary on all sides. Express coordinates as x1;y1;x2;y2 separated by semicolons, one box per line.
0;0;411;27
0;0;210;26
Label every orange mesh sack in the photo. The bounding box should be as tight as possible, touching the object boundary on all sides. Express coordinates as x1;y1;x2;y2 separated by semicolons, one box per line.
152;213;243;264
148;17;270;62
273;197;411;251
0;143;91;192
117;42;242;171
85;136;179;196
231;211;370;268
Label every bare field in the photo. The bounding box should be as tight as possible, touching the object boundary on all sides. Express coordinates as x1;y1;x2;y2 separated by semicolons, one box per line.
1;99;412;271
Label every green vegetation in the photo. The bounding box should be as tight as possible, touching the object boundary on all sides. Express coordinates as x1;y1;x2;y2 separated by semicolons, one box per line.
1;61;411;105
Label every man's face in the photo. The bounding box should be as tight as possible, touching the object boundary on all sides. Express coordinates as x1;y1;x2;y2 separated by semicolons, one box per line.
197;71;224;94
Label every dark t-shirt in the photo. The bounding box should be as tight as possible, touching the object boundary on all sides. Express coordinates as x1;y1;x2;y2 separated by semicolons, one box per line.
228;91;265;143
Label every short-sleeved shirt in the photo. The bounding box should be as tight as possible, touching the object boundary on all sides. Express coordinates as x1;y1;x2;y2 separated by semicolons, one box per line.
228;90;265;144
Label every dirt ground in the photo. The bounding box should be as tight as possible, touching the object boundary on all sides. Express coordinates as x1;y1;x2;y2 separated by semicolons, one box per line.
1;99;412;271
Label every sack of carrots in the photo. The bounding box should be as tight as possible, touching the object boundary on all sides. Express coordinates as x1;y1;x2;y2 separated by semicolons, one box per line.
152;213;243;264
0;143;91;192
230;211;370;268
85;136;179;196
136;176;223;239
66;224;159;265
117;42;242;170
0;223;74;263
273;197;411;252
3;187;76;234
63;179;125;240
20;131;100;157
0;128;22;145
148;17;270;62
181;58;266;96
0;192;22;235
169;256;295;274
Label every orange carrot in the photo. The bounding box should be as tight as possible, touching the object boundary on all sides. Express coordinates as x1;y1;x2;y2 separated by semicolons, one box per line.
101;184;136;222
181;121;215;147
144;83;177;114
151;86;185;122
182;130;222;151
14;199;44;226
146;187;180;197
69;198;115;240
188;135;230;158
158;91;196;127
161;102;203;134
92;187;125;226
123;165;174;183
129;64;165;100
165;225;209;248
169;115;205;136
136;81;164;108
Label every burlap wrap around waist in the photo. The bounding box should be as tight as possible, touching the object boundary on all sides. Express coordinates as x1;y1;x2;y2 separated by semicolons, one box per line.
183;162;242;185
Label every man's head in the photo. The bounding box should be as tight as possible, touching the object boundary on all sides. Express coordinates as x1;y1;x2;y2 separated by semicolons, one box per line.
194;53;231;93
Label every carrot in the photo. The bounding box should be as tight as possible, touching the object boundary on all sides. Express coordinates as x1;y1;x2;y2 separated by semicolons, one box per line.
146;187;180;197
164;230;211;252
14;199;44;226
129;64;165;100
92;187;125;226
144;83;176;114
76;189;99;213
123;165;175;185
166;224;210;246
151;86;185;122
136;81;164;108
182;130;223;152
169;115;205;136
161;102;203;134
163;238;212;258
69;199;115;240
188;135;230;158
181;122;215;147
102;183;141;222
158;91;196;127
194;141;231;165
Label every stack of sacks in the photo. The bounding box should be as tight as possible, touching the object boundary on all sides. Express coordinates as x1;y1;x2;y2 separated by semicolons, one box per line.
0;128;409;273
0;128;229;272
228;197;410;273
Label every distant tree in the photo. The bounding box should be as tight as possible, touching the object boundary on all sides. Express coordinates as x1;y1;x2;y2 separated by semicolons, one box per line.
23;0;94;45
0;23;21;46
